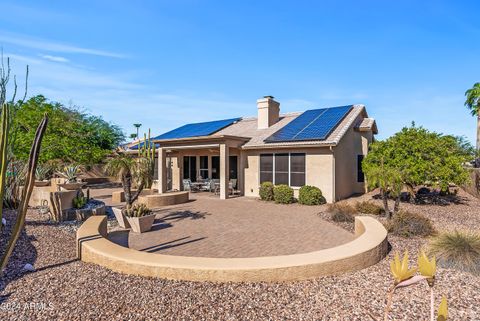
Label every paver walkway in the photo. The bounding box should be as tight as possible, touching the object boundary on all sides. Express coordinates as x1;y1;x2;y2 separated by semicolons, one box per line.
101;191;354;258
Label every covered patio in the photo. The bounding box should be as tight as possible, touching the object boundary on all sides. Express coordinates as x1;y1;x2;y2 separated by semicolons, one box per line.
156;135;250;199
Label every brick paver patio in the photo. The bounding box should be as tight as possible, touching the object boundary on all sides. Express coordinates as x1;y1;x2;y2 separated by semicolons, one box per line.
95;190;354;258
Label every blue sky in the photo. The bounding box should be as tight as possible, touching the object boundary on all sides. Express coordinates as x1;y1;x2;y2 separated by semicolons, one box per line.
1;0;479;142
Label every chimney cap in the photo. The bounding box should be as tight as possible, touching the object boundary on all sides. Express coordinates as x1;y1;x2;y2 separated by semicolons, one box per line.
263;95;275;99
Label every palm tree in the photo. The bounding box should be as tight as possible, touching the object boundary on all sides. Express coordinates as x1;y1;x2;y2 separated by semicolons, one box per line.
465;83;480;165
129;133;137;140
105;154;150;207
133;123;142;139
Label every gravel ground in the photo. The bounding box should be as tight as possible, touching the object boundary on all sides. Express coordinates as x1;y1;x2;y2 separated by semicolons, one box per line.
1;189;479;320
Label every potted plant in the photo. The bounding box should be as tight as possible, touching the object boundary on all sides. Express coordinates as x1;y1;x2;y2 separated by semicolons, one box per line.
34;165;51;187
56;165;86;190
105;153;151;228
124;203;156;233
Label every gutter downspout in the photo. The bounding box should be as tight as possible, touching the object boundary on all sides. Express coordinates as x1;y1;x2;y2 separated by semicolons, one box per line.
330;146;336;203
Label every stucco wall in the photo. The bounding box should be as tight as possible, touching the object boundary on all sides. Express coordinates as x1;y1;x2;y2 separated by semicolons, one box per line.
242;148;335;203
333;115;372;201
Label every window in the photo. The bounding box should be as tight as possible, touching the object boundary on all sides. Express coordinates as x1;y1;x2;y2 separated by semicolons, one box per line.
290;153;306;186
260;154;273;183
183;156;197;182
259;153;306;187
357;155;365;183
199;156;208;179
275;153;289;185
211;156;220;179
229;156;238;179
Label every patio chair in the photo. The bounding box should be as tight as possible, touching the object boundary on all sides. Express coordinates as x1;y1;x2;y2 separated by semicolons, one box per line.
210;179;220;195
229;179;240;195
183;179;194;192
200;179;211;192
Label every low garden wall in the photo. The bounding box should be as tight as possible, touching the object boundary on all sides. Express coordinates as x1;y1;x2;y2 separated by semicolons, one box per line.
76;215;388;282
138;191;189;207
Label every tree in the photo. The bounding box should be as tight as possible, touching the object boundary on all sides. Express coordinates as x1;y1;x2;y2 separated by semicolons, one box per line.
465;82;480;163
105;154;150;207
133;123;142;140
12;95;125;165
363;124;471;216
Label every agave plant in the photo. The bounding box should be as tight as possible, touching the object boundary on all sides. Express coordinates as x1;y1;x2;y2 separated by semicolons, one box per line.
35;164;51;181
57;164;80;183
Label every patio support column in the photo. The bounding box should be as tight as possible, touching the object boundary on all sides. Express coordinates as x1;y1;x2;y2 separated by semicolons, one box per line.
158;147;167;193
219;143;229;199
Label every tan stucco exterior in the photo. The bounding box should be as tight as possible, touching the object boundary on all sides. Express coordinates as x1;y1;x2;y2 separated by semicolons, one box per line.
150;105;376;202
242;148;335;203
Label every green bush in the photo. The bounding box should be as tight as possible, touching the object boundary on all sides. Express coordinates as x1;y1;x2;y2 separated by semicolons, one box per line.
428;230;480;275
273;184;294;204
386;211;435;237
355;201;384;215
328;203;357;223
298;185;326;205
259;182;274;201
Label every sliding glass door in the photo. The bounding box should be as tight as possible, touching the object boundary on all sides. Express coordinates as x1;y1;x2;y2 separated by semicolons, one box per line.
183;156;197;182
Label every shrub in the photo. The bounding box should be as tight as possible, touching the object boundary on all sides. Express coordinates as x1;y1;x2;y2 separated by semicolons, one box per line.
328;202;357;223
273;184;294;204
428;230;480;275
355;201;384;215
386;211;435;237
259;182;274;201
298;185;326;205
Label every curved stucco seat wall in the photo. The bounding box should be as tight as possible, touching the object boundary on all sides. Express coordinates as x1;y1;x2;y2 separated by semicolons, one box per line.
76;216;388;282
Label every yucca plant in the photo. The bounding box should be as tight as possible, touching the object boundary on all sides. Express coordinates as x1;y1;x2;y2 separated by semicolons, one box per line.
105;154;150;207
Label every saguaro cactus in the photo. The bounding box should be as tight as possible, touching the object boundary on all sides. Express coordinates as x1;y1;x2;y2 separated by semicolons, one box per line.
138;128;156;188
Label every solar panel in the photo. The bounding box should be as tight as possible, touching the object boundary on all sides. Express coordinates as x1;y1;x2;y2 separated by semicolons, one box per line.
153;117;241;140
265;105;353;142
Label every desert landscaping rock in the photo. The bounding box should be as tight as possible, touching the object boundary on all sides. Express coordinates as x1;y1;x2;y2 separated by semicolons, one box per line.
0;189;479;320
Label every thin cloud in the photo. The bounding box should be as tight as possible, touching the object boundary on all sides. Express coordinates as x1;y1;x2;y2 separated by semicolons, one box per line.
0;32;126;58
40;54;69;63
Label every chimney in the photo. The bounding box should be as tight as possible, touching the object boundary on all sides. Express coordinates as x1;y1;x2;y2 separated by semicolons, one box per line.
257;95;280;129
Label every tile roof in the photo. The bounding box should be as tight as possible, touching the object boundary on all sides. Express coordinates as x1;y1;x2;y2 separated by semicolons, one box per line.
217;104;367;148
131;104;374;150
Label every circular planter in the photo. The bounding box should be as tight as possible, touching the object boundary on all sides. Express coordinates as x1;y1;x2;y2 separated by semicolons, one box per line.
64;200;106;221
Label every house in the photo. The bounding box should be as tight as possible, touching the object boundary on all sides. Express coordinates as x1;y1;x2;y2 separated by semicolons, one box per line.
134;96;377;203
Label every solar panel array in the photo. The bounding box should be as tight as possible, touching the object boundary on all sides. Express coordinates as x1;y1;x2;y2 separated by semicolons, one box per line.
129;141;160;150
153;117;241;140
265;105;353;142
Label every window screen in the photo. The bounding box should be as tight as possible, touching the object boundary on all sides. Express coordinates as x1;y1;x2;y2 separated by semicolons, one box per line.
290;153;305;186
260;154;273;183
275;153;289;185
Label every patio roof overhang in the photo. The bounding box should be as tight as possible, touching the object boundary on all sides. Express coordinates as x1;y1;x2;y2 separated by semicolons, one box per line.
153;134;250;149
